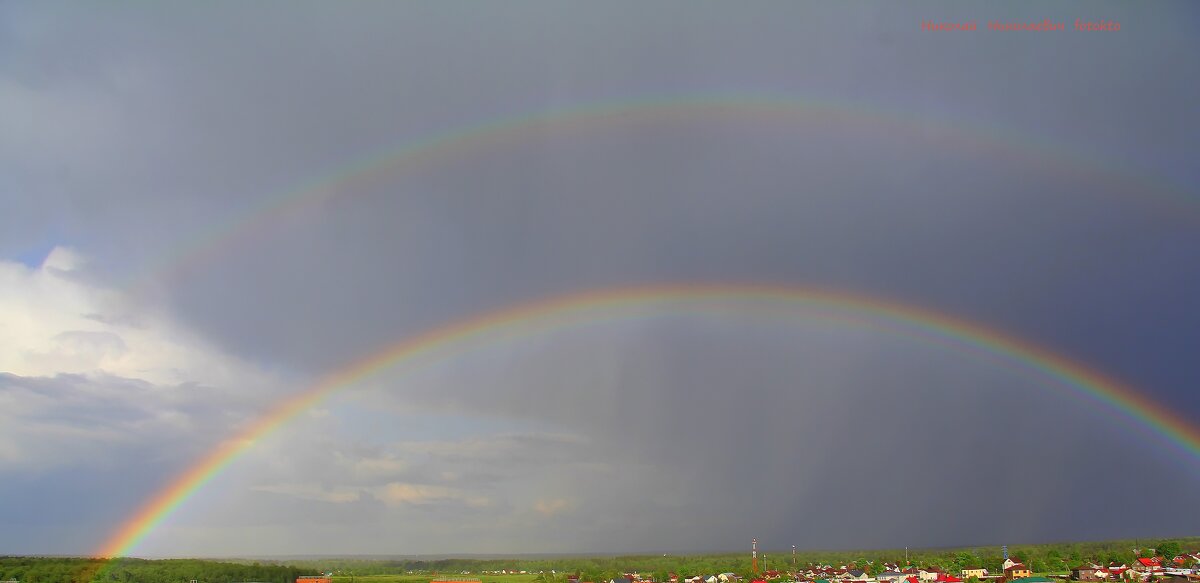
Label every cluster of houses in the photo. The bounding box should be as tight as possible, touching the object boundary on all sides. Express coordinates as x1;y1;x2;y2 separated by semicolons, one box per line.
549;553;1200;583
1071;556;1200;581
403;552;1200;583
738;558;1046;583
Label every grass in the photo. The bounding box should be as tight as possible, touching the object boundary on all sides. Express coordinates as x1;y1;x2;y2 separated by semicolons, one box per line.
332;574;542;583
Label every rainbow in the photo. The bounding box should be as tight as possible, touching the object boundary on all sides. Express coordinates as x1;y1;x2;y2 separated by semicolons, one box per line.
95;282;1199;558
121;93;1195;295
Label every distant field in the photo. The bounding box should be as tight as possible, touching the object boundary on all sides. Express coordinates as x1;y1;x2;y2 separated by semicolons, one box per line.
333;574;542;583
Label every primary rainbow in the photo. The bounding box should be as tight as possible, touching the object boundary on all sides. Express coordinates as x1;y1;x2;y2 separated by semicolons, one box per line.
121;92;1195;295
95;282;1200;559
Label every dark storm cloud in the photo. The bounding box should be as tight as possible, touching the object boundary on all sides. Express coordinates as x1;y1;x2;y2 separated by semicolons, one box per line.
333;313;1198;553
1;0;1198;556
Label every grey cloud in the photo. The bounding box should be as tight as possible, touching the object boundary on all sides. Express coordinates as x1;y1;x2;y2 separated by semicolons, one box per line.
157;316;1197;554
1;0;1197;557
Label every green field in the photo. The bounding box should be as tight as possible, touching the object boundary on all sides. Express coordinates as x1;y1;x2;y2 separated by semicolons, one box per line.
333;574;541;583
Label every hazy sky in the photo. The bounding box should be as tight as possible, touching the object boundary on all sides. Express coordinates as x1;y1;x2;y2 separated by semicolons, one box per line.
2;2;1198;557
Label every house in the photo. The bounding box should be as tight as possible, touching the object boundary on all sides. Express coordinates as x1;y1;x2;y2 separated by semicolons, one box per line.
879;572;907;583
1070;566;1105;581
935;575;962;583
1134;559;1163;574
843;571;872;583
1004;564;1033;581
961;569;988;580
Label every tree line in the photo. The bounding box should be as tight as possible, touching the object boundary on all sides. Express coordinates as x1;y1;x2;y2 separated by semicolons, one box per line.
4;537;1196;583
0;556;315;583
286;537;1200;579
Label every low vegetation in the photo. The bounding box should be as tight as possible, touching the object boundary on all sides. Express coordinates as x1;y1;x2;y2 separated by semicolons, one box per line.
287;537;1200;581
0;557;312;583
2;537;1196;583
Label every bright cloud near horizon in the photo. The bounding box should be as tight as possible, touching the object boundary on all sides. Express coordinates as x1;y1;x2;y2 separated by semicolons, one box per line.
1;1;1199;558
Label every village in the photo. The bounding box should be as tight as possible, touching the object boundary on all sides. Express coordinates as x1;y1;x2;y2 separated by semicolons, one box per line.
569;554;1200;583
392;548;1200;583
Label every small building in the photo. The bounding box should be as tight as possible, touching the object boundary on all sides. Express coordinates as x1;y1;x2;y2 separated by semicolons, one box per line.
961;569;988;580
1070;566;1106;581
1004;564;1033;581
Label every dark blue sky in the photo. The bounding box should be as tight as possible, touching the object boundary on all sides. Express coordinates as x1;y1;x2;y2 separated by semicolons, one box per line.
0;1;1197;556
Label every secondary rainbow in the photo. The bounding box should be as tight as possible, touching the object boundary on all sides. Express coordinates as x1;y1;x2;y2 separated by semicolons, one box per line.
121;93;1194;296
95;282;1200;558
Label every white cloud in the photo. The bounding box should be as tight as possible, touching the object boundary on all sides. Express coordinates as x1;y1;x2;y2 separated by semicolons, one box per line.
251;483;363;504
41;246;84;272
349;455;408;479
533;497;572;517
378;482;456;505
0;249;286;470
0;248;273;387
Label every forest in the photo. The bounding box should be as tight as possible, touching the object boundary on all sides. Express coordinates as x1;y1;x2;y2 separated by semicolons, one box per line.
279;536;1200;580
0;557;314;583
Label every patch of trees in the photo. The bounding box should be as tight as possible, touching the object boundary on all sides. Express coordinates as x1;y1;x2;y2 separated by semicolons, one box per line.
0;556;314;583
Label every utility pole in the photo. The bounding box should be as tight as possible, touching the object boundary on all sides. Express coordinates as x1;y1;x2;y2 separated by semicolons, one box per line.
753;539;760;576
793;546;797;570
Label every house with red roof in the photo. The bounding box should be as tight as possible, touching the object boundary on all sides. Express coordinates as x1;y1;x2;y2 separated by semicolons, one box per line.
1134;558;1163;574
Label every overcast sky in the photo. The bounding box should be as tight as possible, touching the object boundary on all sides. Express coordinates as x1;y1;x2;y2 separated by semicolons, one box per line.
2;2;1199;558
